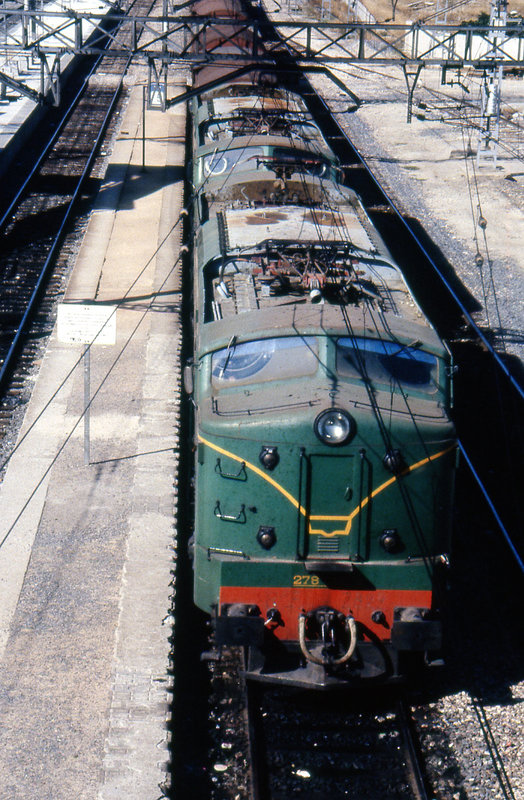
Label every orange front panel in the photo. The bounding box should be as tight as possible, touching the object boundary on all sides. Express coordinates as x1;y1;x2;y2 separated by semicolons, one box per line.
220;586;432;640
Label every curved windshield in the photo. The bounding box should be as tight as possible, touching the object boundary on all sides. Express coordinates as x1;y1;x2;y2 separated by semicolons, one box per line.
336;337;438;393
212;337;318;387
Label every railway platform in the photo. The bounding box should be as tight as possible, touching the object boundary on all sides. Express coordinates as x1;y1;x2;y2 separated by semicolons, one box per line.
0;76;185;799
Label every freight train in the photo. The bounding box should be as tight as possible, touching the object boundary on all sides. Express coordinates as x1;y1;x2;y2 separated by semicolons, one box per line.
184;0;456;687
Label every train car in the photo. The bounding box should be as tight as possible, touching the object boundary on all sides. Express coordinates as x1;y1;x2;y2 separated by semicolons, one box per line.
185;28;456;688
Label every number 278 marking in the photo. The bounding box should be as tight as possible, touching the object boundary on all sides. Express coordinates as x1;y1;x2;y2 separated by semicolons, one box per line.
293;575;322;586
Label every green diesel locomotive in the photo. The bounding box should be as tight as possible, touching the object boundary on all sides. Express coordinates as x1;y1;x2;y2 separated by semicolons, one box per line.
186;67;456;688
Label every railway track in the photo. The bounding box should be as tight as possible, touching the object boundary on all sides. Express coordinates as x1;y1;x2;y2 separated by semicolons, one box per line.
202;640;524;800
203;650;433;800
184;11;522;799
243;676;432;799
167;10;523;800
0;1;519;794
0;0;157;449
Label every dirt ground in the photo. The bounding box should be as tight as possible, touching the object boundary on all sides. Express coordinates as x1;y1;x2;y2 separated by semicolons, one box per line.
271;0;524;360
362;0;523;25
321;0;524;25
327;63;524;357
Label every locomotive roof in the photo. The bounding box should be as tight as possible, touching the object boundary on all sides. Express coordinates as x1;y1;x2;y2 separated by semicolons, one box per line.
191;82;442;369
196;93;309;119
200;172;360;206
220;205;375;253
195;201;435;338
197;83;293;102
190;0;245;16
197;302;443;357
196;134;334;160
197;202;384;265
193;63;263;90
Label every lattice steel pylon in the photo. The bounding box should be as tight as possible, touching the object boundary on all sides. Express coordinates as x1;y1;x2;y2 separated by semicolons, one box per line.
321;0;333;21
477;0;507;166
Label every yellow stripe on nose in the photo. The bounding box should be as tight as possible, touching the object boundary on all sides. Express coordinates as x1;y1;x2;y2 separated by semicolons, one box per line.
198;435;456;537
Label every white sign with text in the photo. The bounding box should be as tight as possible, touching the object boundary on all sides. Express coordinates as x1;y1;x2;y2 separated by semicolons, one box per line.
57;303;116;346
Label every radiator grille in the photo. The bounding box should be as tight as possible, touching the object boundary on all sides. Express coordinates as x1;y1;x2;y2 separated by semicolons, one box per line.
317;536;340;553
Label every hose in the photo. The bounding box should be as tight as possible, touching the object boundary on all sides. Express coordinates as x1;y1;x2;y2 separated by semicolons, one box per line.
298;613;357;667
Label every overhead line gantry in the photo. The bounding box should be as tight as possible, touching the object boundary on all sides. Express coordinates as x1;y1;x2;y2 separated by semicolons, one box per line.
1;1;522;160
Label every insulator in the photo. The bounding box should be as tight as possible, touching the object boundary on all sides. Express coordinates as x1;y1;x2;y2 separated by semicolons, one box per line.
478;215;487;229
485;87;497;117
475;252;484;268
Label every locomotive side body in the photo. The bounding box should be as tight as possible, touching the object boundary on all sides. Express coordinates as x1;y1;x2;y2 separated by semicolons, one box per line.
187;31;455;687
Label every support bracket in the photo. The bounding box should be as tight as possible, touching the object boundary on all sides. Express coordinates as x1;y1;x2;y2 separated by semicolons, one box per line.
401;62;424;123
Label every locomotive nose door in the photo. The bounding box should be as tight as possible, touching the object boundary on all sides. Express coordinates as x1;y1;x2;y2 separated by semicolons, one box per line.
298;452;368;563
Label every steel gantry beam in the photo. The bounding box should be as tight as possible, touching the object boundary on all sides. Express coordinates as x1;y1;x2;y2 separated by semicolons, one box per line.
1;10;523;66
1;7;524;116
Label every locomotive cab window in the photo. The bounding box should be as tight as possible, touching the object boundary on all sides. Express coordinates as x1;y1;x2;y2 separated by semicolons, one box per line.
336;337;438;394
211;336;318;387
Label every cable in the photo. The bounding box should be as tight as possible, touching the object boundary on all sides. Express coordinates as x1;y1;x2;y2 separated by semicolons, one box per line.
338;303;437;576
0;233;183;551
0;209;185;503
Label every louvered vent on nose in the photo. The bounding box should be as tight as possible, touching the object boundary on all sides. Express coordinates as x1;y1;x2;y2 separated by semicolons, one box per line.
317;537;340;553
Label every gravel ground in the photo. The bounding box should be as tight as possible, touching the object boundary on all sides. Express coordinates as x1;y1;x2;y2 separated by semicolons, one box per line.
314;70;524;800
264;3;524;798
313;63;524;364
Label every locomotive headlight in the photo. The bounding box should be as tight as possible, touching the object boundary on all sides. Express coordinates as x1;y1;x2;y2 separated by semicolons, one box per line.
259;446;279;471
314;408;355;446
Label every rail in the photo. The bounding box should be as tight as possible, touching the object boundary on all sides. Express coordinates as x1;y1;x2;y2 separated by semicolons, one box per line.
458;441;524;574
0;0;155;393
307;91;523;570
334;99;524;404
0;67;127;393
397;698;431;800
0;54;104;233
246;681;271;800
245;680;435;799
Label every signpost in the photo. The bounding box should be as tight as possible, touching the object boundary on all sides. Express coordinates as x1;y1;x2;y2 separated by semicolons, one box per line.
57;303;116;465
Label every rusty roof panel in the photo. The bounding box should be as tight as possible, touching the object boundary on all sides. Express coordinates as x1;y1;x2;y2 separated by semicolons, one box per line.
210;94;308;116
224;206;374;252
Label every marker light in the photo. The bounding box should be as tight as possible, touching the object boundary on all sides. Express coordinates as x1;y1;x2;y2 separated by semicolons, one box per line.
257;526;277;549
259;446;279;471
314;408;355;446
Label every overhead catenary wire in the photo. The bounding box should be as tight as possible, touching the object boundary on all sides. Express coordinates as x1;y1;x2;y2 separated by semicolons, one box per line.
310;69;523;555
455;90;523;539
0;84;337;547
196;80;454;573
338;302;436;577
0;210;185;552
457;93;506;345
